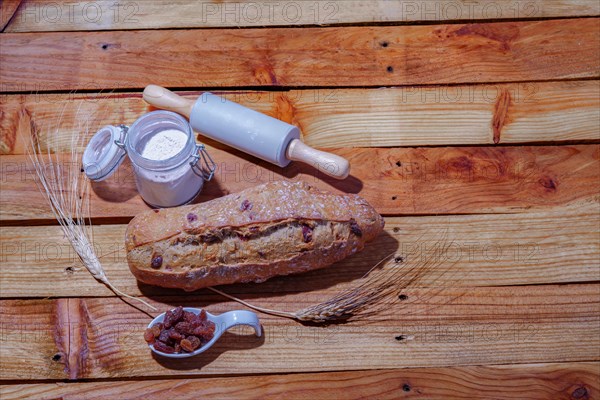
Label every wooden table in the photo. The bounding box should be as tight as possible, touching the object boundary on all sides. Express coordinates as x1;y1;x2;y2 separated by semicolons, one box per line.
1;1;599;399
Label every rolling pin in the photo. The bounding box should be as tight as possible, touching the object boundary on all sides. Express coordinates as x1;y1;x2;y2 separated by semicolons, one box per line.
143;85;350;179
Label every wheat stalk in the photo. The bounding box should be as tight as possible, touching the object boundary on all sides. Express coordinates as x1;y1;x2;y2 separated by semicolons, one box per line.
208;229;454;323
25;105;156;311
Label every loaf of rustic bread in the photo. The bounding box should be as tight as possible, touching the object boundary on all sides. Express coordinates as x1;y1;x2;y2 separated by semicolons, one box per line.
125;180;384;291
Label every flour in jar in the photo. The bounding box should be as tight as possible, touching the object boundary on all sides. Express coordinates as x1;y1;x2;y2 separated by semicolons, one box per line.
141;129;188;160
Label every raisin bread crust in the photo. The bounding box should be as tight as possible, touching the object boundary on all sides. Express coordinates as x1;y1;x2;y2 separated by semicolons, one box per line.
125;180;384;291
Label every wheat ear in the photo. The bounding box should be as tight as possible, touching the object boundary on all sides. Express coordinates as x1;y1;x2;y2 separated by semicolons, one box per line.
25;106;157;311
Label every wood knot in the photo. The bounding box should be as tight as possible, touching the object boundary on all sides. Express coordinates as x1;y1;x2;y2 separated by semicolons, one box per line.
254;66;279;85
539;176;557;191
572;386;589;400
448;156;474;173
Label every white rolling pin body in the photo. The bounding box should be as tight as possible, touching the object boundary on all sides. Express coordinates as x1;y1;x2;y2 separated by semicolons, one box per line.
191;93;299;168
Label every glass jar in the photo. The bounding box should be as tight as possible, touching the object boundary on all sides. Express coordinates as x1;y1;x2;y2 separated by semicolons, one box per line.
82;110;216;208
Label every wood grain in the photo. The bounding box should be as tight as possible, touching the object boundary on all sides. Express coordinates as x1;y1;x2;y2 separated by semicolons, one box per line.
2;81;598;155
2;0;598;390
5;0;600;32
1;144;598;221
0;284;598;379
1;205;598;298
2;19;599;91
1;363;598;399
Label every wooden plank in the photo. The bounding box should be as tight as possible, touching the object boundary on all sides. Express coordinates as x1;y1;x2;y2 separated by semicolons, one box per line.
0;284;598;379
1;205;598;298
1;144;598;221
5;1;600;32
2;81;598;155
1;19;599;91
1;363;598;399
0;0;22;31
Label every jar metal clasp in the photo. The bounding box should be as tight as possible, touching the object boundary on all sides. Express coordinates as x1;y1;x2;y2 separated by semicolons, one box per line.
113;124;129;150
190;144;216;181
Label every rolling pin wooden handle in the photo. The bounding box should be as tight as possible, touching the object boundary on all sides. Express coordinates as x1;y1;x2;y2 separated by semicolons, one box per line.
286;139;350;179
142;85;195;118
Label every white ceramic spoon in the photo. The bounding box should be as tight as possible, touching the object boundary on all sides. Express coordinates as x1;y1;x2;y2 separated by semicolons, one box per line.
147;308;262;358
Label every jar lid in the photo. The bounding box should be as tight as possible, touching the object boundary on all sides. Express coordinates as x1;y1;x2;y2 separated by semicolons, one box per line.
82;125;127;181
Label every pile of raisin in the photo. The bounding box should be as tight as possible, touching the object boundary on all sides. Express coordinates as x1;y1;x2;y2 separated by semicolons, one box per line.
144;306;216;354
